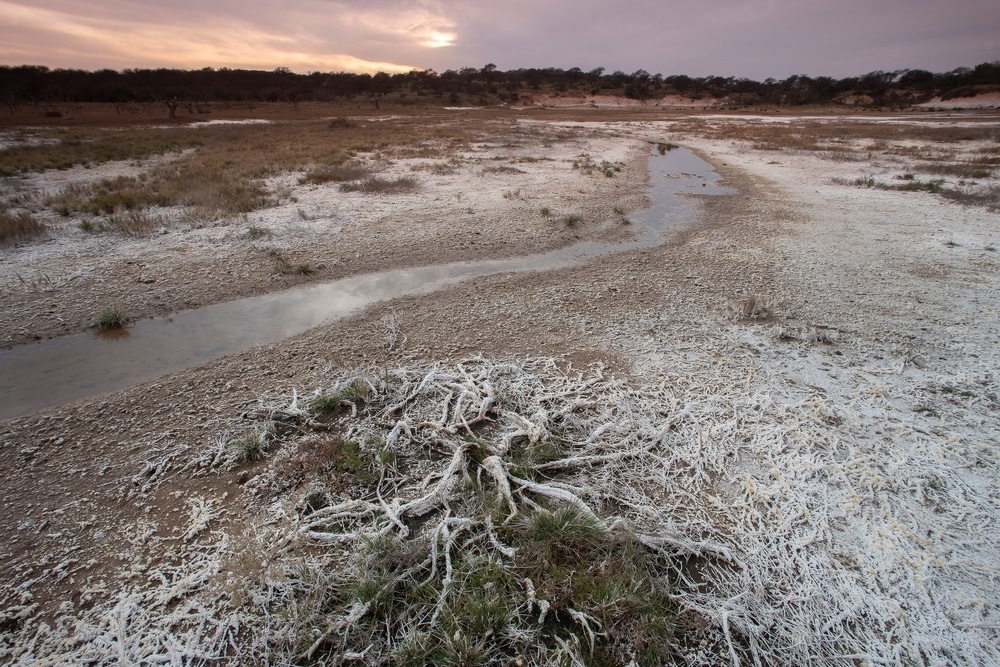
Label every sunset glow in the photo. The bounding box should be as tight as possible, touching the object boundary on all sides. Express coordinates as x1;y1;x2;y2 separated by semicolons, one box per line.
422;32;457;49
0;0;996;77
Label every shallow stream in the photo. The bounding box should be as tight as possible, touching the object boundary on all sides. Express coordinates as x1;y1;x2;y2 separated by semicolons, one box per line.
0;145;732;420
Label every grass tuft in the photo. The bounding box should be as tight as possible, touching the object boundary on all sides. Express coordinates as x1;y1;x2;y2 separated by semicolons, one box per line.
269;249;316;276
299;162;371;185
0;210;46;244
94;306;130;329
227;425;275;463
481;165;526;175
339;176;419;194
731;295;776;321
245;225;272;240
309;379;369;415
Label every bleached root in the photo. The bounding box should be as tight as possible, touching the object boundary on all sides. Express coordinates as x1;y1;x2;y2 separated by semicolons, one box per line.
4;354;998;666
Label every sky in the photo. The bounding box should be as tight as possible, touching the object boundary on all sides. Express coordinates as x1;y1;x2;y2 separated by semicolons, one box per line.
0;0;997;80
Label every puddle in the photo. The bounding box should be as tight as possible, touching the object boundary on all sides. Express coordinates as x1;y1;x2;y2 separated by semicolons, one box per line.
0;146;733;420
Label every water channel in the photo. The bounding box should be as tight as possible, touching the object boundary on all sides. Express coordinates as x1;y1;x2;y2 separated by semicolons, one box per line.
0;145;733;420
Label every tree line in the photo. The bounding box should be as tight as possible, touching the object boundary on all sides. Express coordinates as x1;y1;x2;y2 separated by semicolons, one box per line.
2;61;998;112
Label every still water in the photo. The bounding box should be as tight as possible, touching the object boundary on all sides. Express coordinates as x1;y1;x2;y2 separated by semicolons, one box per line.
0;145;732;420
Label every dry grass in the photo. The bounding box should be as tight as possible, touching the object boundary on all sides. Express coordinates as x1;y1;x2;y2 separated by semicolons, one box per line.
836;172;1000;211
918;161;994;179
677;117;1000;153
0;210;46;244
481;165;526;175
730;294;776;320
940;184;1000;211
268;249;317;276
340;176;419;194
299;161;372;185
46;176;170;215
409;161;459;175
678;116;1000;212
0;128;195;176
16;114;494;223
103;211;164;237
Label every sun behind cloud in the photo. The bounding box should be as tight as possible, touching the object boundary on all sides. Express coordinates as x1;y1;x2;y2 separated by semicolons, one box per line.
421;31;456;48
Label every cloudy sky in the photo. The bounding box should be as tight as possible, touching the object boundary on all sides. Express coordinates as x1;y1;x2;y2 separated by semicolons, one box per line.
1;0;997;79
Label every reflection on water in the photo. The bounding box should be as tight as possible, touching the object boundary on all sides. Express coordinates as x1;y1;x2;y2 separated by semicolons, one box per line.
0;145;733;420
92;327;132;342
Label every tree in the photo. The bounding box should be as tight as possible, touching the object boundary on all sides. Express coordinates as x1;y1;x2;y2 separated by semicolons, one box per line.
482;63;497;91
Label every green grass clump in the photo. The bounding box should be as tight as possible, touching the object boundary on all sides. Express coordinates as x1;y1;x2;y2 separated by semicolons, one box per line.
601;161;623;177
297;495;681;665
309;380;369;415
93;306;130;329
508;505;679;666
227;425;275;463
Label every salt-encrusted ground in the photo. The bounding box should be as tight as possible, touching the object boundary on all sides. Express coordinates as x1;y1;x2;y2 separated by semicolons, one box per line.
1;111;998;665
